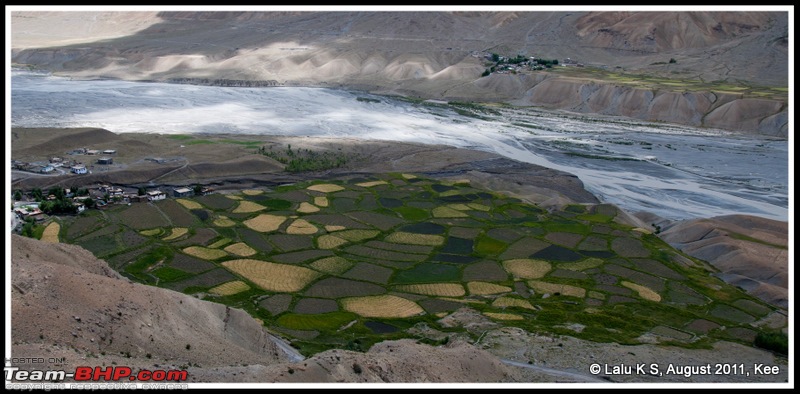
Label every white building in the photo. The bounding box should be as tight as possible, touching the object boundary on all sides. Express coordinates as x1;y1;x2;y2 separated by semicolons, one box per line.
147;190;166;201
71;165;88;174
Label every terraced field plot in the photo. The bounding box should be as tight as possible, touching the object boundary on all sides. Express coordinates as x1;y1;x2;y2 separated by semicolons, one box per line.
60;173;782;356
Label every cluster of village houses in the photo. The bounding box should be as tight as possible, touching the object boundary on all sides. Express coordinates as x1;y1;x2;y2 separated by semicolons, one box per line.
11;145;217;232
12;147;118;175
469;51;584;74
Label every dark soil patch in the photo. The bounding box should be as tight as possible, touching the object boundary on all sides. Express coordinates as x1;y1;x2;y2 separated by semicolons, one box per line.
303;214;370;229
549;269;589;280
237;227;273;253
294;298;340;314
498;237;549;260
365;321;399;334
363;240;434;255
305;278;385;298
611;237;651;258
118;203;171;230
167;268;237;292
407;201;435;209
431;184;455;193
710;305;756;323
449;227;482;239
195;194;237;210
76;234;119;257
685;319;721;334
545;232;584;248
718;327;758;342
418;298;464;313
433;254;478;264
272;249;334;264
190;209;210;221
606;295;637;304
400;222;447;235
273;190;310;203
604;264;666;292
514;281;532;298
174;228;218;247
595;284;634;295
345;245;428;263
486;228;522;243
630;259;685;280
577;236;608;251
379;198;403;209
259;294;292;315
579;250;616;259
531;244;583;262
268;234;314;252
440;237;474;254
347;211;404;231
331;198;358;212
169;253;216;273
357;194;379;211
732;299;771;317
120;230;148;249
667;290;707;305
592;273;619;285
342;262;394;284
65;214;104;240
392;263;460;284
463;261;509;282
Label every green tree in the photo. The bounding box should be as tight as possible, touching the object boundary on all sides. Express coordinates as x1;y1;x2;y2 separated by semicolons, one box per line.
13;190;22;201
137;187;146;196
481;69;490;77
491;53;500;62
193;184;204;195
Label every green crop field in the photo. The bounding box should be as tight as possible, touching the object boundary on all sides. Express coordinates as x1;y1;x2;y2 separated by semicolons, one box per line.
59;173;782;356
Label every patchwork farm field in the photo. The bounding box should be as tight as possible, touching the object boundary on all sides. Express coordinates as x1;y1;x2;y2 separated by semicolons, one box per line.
60;174;782;355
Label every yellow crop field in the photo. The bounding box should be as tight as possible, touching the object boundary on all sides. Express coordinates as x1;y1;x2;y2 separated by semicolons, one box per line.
243;214;286;232
336;229;381;242
356;180;389;188
307;184;344;193
341;295;424;318
41;222;60;243
317;234;349;249
297;202;320;213
314;196;329;207
401;174;417;180
527;280;586;298
310;256;353;275
182;246;228;260
467;282;512;295
223;259;321;292
432;206;468;218
209;280;250;296
502;259;552;279
139;228;162;236
325;225;345;232
242;189;264;195
492;296;535;310
224;242;257;257
484;312;523;321
233;201;266;213
621;281;661;302
448;204;473;211
225;194;243;200
385;232;444;246
558;258;603;271
395;283;466;297
213;216;236;227
176;198;203;210
286;219;318;235
467;203;491;212
163;227;188;241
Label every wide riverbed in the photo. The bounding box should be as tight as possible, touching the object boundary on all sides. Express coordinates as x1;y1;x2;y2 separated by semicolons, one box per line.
10;70;789;222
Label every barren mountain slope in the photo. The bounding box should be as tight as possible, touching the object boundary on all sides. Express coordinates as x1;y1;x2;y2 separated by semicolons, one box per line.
659;215;788;309
10;10;789;135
